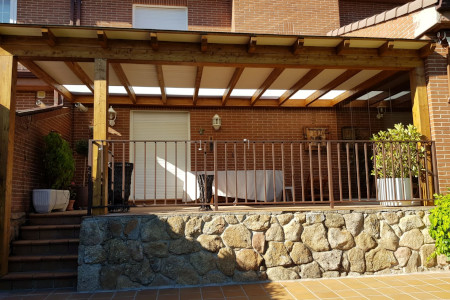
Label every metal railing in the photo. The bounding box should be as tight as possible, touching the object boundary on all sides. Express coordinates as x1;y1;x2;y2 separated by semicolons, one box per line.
87;139;439;214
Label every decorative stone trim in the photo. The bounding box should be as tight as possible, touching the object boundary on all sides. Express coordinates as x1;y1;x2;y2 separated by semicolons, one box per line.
78;208;449;291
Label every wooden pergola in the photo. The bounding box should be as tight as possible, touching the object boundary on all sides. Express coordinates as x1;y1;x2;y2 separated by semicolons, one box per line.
0;24;435;275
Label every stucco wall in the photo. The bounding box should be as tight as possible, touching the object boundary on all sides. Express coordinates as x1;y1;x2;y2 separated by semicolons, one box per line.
78;208;449;291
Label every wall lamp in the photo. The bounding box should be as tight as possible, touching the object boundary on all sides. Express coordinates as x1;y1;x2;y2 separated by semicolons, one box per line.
212;114;221;131
108;106;117;126
376;101;389;119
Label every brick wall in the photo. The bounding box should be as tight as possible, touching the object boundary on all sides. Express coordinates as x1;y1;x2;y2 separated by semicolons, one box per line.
342;10;418;39
424;42;450;190
339;0;400;27
12;108;73;213
232;0;340;35
15;91;55;111
17;0;71;25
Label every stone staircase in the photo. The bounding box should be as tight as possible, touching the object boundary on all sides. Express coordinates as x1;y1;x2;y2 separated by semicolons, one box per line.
0;211;85;290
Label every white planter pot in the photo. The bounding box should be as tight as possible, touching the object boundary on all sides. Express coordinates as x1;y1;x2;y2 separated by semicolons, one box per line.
376;178;419;206
32;189;70;213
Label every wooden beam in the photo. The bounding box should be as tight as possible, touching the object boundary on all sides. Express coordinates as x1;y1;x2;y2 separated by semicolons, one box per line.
0;55;16;276
279;69;322;106
111;62;136;104
291;38;305;55
193;66;203;105
41;28;56;47
92;58;108;215
97;30;108;49
336;39;350;55
331;70;397;106
250;67;284;106
1;38;426;70
201;36;208;52
222;67;244;105
378;41;395;56
19;60;74;101
419;42;436;58
305;69;361;106
248;37;257;54
150;32;158;51
155;65;167;104
64;61;94;93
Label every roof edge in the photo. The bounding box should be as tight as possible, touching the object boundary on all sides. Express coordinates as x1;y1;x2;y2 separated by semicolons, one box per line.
328;0;439;36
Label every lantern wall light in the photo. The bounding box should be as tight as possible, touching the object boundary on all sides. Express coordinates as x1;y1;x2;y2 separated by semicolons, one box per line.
212;114;221;131
109;106;117;126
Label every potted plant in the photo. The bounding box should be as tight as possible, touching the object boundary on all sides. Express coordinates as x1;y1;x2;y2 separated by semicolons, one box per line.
32;132;75;213
371;123;424;206
75;139;89;209
67;181;77;211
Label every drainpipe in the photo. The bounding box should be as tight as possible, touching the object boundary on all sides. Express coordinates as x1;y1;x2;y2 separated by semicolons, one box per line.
76;0;81;26
437;31;450;103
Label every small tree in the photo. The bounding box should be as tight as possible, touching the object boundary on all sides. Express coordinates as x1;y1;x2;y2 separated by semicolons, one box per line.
43;132;75;190
371;123;424;178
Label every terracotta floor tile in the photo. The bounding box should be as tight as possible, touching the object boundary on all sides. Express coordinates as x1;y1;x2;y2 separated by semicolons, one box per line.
202;292;225;299
389;293;418;300
68;293;93;299
221;286;246;297
395;286;426;294
135;294;158;300
136;290;158;296
334;289;365;297
178;295;201;300
89;292;115;299
223;297;247;300
158;289;179;295
112;291;136;297
310;291;340;299
363;296;392;300
415;284;446;292
202;287;223;293
156;295;179;300
45;295;72;300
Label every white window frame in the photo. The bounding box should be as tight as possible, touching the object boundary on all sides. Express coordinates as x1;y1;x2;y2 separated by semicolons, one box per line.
1;0;17;23
132;4;188;30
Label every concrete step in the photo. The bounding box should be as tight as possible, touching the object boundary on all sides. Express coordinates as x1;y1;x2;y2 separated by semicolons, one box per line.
28;211;86;225
20;224;80;240
0;271;77;290
11;239;79;256
8;255;78;273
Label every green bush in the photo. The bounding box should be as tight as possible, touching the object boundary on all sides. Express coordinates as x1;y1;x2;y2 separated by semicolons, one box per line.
371;123;424;178
43;132;75;190
429;191;450;260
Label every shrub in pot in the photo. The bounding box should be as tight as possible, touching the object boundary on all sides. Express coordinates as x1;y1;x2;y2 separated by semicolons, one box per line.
371;123;424;206
32;132;75;213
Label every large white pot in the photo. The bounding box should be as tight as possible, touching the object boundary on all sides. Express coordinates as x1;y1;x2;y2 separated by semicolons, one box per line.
32;189;70;213
376;178;419;206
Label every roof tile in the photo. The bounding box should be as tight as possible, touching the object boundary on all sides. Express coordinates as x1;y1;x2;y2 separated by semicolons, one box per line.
375;12;386;24
366;16;376;26
397;3;409;17
408;0;423;12
385;8;398;21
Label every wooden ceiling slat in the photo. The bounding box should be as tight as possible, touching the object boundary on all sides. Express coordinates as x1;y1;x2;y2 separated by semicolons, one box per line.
222;67;244;106
111;63;136;104
278;69;322;106
193;66;203;105
331;70;398;106
304;69;361;107
64;61;94;93
250;67;284;106
20;59;74;101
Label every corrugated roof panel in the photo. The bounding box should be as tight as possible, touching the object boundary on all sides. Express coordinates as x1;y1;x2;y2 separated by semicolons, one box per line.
35;61;83;85
200;66;236;89
163;65;197;87
121;64;159;87
235;68;274;89
269;69;311;89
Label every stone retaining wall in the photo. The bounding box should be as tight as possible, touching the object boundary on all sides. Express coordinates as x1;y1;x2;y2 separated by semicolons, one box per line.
78;208;449;291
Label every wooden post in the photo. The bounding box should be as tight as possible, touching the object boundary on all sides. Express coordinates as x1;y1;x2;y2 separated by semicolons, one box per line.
0;54;17;276
92;58;109;215
410;66;433;204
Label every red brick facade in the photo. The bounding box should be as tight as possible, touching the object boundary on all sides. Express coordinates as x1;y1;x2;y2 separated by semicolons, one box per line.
12;108;73;213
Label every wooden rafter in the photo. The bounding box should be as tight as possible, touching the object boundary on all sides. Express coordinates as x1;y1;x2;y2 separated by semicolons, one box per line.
304;69;361;107
193;66;203;105
391;93;412;106
368;84;410;107
222;67;244;105
97;30;108;48
111;63;136;104
64;61;94;93
419;43;436;58
378;41;395;56
41;28;56;47
248;37;257;54
291;38;305;55
250;68;284;106
155;65;167;104
201;36;208;52
278;69;322;106
150;32;158;51
331;70;397;106
19;60;74;101
336;39;350;55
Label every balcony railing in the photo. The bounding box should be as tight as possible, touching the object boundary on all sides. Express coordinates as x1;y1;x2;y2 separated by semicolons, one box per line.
87;139;439;214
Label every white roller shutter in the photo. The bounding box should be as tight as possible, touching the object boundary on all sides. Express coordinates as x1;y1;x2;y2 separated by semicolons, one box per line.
133;5;188;30
130;111;190;200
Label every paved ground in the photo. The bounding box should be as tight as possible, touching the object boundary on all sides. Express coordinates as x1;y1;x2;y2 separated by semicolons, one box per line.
1;271;450;300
